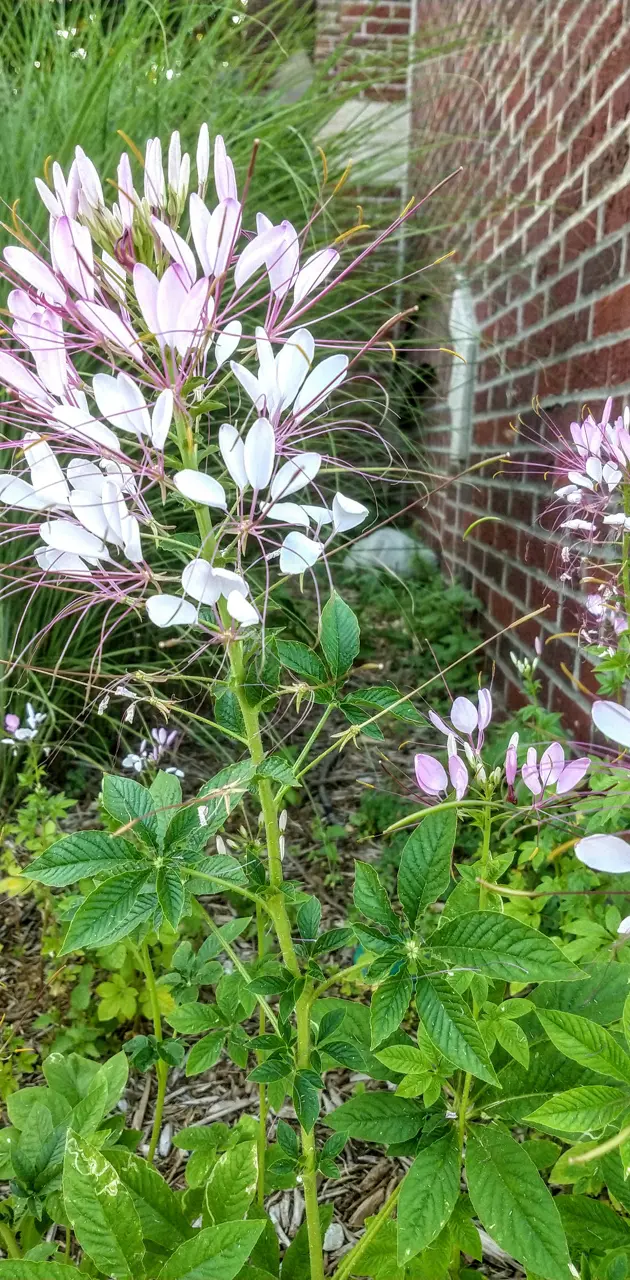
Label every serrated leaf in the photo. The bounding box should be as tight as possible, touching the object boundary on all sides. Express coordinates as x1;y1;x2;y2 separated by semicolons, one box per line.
371;972;412;1048
326;1093;423;1144
344;686;424;724
416;976;498;1085
59;870;151;955
101;774;158;848
319;592;360;678
186;1032;226;1076
107;1148;193;1247
429;911;583;983
167;1003;222;1034
292;1071;320;1132
466;1124;571;1280
525;1085;630;1133
62;1131;144;1279
274;639;328;684
156;864;184;928
157;1221;265;1280
165;763;255;852
397;1130;460;1264
25;831;144;887
556;1192;630;1250
353;860;399;932
205;1139;258;1223
537;1008;630;1083
375;1044;429;1075
150;770;183;843
297;896;321;942
397;810;456;926
215;690;246;738
0;1268;78;1279
494;1017;529;1069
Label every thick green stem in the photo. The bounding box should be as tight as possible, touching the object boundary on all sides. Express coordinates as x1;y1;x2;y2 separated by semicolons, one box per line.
139;942;168;1164
296;986;324;1280
0;1223;21;1260
331;1182;402;1280
457;1071;473;1154
256;904;267;1207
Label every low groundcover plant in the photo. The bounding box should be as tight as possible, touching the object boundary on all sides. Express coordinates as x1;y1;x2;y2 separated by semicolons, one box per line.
3;129;630;1280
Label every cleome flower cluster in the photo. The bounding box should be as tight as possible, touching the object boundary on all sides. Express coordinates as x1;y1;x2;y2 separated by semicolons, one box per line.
0;125;413;640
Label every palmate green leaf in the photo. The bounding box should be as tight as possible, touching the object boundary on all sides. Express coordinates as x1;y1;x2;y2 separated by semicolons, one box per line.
24;830;145;887
205;1139;258;1224
556;1192;630;1251
537;1009;630;1083
326;1093;423;1144
59;870;152;955
370;971;413;1048
101;774;159;848
186;1031;226;1077
375;1044;430;1075
428;912;583;983
493;1017;529;1070
150;770;183;843
397;810;456;926
415;976;498;1085
156;864;185;928
165;762;256;853
107;1148;193;1248
397;1130;460;1264
466;1124;571;1280
531;960;630;1025
353;861;400;932
63;1131;144;1279
525;1084;630;1133
319;592;360;679
167;1002;222;1034
158;1221;265;1280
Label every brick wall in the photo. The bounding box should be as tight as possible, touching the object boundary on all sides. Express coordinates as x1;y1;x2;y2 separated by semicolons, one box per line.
315;1;412;100
316;0;630;734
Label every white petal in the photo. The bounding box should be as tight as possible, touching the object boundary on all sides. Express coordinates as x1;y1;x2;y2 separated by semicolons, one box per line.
226;591;259;626
122;513;143;563
276;328;315;408
92;372;150;437
156;264;188;348
4;246;66;305
66;458;105;494
270;453;321;501
76;301;143;363
35;545;91;575
0;351;52;408
585;455;603;483
592;699;630;749
618;916;630;935
152;216;197;286
197;123;210;186
450;696;479;735
302;504;333;526
174;470;227;508
0;474;49;511
214;568;248;597
293;354;348;419
219;423;247;489
264;501;310;528
244;418;275;490
189;192;213;276
331;493;368;533
230;360;265;410
215;320;242;367
69;489;110;541
52;403;120;453
575;833;630;874
175;277;213;357
146;594;198;628
181;558;222;604
151;389;173;450
133;263;160;335
292;247;339;307
234;226;285;289
23;433;70;506
279;530;323;574
39;518;107;558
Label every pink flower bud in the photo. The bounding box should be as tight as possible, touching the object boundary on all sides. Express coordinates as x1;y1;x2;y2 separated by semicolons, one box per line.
414;753;448;797
448;750;469;801
505;735;518;787
4;713;20;734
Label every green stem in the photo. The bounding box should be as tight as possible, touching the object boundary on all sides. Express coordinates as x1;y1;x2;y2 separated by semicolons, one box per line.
331;1182;402;1280
457;1071;473;1154
478;806;492;911
275;703;335;808
311;960;368;1003
296;986;324;1280
256;904;267;1208
139;942;168;1164
622;484;630;618
0;1223;21;1260
384;799;493;837
200;905;280;1033
182;864;265;907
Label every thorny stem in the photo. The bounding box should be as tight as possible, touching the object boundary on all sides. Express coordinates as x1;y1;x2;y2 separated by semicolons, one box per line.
139;942;168;1164
331;1182;403;1280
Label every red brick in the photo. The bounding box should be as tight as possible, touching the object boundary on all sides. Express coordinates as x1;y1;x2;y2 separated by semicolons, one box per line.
536;243;561;284
610;69;630;126
608;339;630;385
582;239;623;294
595;34;627;101
605;184;630;235
567;347;609;391
504;69;527;117
549;270;579;311
568;105;609;170
526;210;551;252
523;293;546;328
563;216;597;261
593;283;630;336
587;132;630;201
539;360;570;396
364;19;409;34
553;307;590;353
560;83;592;139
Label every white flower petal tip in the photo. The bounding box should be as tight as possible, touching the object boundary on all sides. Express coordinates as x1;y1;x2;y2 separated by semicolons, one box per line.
226;591;259;627
173;470;227;508
219;423;247;489
592;699;630;749
244;418;276;490
270;453;321;502
450;696;479;736
39;518;107;559
279;531;324;575
181;558;222;605
575;833;630;874
146;594;198;628
331;493;369;534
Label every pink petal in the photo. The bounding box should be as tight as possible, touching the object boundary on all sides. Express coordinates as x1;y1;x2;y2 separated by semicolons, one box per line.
450;696;479;735
477;688;493;731
540;741;565;787
214;135;237;202
4;246;66;305
189;193;213;276
133;263;160;336
76;301;143;363
267;221;299;299
152;216;197;286
521;762;542;796
292;354;348;420
555;757;590;795
291;246;339;307
414;753;448;796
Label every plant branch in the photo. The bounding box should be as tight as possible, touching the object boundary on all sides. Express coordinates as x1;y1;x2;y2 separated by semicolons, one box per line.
139;942;167;1165
331;1181;402;1280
